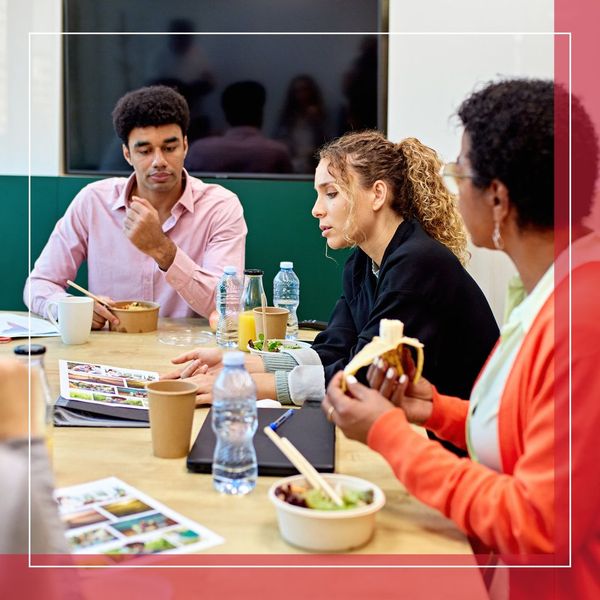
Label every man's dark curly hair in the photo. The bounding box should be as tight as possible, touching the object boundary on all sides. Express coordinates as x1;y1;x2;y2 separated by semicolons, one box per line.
112;85;190;145
458;79;599;231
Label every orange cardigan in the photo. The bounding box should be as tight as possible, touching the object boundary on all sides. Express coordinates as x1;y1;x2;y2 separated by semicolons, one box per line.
367;263;600;596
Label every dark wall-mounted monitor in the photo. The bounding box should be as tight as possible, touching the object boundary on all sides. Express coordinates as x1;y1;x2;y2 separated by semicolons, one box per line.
63;0;388;179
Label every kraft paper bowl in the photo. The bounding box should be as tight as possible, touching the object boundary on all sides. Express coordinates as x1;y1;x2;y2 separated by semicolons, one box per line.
109;301;160;333
268;474;385;552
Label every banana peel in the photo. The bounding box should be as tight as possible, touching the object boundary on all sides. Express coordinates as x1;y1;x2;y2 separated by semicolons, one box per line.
342;319;424;390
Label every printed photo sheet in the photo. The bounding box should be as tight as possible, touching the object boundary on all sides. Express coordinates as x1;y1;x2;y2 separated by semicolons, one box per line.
59;360;159;410
55;477;223;555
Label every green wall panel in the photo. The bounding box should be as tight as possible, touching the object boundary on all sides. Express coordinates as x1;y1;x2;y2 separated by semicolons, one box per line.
0;175;351;321
0;177;28;311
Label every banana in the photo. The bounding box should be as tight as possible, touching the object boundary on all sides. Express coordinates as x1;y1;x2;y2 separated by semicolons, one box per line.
342;319;424;390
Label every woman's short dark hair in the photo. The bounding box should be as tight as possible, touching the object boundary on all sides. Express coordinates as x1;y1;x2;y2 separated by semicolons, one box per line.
458;78;598;231
112;85;190;145
458;79;554;230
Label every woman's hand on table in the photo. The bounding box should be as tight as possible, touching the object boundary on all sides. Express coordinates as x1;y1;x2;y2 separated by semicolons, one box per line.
174;371;274;406
366;353;434;426
322;371;395;444
251;372;276;400
186;372;217;406
162;348;266;380
162;347;225;380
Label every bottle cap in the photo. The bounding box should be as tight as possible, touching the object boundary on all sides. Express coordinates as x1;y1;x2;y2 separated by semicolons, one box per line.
244;269;264;276
280;261;293;269
222;351;245;366
223;266;237;275
14;343;47;356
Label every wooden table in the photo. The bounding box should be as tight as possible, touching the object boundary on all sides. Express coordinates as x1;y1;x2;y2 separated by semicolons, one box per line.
1;318;473;556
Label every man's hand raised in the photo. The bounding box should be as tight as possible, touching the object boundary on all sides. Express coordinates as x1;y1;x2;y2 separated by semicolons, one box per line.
123;196;177;270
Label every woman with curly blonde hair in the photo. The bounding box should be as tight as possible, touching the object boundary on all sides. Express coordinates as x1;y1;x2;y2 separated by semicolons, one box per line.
303;131;498;448
167;131;498;451
319;131;469;264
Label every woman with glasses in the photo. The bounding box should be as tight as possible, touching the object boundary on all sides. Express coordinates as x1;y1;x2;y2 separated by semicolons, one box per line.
323;80;600;596
166;131;499;445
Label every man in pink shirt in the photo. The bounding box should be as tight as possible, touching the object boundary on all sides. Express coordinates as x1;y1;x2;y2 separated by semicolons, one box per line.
24;86;247;328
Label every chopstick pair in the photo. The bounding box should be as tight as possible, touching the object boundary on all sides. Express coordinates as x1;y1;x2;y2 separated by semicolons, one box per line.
263;426;344;507
66;280;114;312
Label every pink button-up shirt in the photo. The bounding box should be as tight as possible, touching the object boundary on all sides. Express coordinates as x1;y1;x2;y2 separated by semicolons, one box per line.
24;171;247;319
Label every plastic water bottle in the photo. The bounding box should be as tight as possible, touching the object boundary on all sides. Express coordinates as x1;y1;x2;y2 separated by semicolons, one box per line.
273;261;300;340
211;352;258;495
215;266;242;348
13;344;55;457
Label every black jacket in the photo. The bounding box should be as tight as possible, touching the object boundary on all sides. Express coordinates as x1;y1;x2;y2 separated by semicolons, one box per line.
312;219;499;400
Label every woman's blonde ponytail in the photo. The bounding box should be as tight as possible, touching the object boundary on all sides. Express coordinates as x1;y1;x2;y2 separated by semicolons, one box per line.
397;138;469;265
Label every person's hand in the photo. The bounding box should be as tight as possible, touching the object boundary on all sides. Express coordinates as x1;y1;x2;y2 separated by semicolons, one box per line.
161;347;225;380
92;295;119;330
366;349;434;425
124;196;177;270
321;371;395;444
186;372;217;406
160;362;209;381
162;349;266;380
244;354;266;373
252;372;276;399
0;359;43;440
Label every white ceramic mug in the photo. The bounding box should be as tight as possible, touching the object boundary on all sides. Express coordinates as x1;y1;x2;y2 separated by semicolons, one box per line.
46;297;94;344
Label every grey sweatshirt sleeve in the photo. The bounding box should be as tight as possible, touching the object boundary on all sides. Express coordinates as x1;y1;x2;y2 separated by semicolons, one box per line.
0;438;69;554
261;349;325;405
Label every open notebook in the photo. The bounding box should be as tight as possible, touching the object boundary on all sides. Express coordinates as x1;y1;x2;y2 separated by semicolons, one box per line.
187;402;335;477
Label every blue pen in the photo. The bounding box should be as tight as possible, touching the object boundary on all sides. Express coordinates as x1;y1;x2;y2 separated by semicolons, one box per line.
269;408;295;431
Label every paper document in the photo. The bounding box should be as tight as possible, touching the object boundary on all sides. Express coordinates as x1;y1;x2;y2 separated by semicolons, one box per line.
0;313;60;338
59;360;158;412
55;477;223;555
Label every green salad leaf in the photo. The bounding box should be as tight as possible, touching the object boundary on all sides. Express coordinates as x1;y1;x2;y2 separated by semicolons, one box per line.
249;334;302;352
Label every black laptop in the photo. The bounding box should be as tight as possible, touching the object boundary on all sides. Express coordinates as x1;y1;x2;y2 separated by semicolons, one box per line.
186;402;335;477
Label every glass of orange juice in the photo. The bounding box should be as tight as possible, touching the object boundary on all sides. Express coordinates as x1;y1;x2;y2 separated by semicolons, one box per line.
238;310;256;351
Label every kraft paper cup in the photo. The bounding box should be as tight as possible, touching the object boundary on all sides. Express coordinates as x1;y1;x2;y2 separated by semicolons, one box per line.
253;307;289;340
109;301;160;333
146;380;198;459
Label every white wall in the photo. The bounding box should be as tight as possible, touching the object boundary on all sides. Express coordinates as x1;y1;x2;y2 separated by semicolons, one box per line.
388;0;554;324
0;0;61;176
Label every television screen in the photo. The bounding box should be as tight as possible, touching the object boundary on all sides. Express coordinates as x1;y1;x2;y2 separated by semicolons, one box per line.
63;0;387;178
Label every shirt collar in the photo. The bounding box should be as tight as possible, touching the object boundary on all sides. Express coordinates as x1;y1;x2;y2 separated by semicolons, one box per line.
111;169;196;213
503;264;554;335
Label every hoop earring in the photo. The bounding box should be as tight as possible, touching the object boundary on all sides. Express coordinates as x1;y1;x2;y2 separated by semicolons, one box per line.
492;221;504;250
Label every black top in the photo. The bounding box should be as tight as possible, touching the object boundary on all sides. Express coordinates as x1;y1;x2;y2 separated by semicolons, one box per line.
312;220;499;400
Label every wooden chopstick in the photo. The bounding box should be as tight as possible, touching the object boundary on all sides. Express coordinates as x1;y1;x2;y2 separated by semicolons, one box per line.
260;292;270;352
263;426;344;506
279;437;344;506
66;279;113;311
